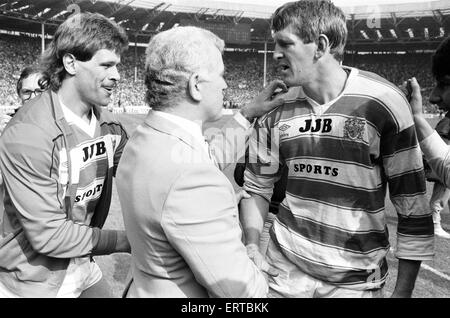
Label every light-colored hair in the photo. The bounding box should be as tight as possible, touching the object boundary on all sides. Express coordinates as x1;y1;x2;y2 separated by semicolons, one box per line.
271;0;347;62
144;26;225;110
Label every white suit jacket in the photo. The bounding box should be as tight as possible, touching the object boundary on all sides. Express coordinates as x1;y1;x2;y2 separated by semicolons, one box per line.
116;110;268;298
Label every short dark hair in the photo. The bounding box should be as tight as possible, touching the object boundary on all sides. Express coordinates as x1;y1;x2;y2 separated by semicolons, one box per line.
40;12;128;91
432;37;450;80
16;65;49;96
271;0;347;62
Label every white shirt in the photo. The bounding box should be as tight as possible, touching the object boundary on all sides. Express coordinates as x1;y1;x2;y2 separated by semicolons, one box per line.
60;102;97;138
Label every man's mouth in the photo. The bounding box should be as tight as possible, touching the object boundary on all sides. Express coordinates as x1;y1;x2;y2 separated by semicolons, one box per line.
103;86;115;94
277;64;290;73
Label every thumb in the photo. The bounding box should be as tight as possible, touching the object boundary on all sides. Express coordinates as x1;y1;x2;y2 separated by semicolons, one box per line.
240;189;251;199
409;77;422;101
236;189;250;202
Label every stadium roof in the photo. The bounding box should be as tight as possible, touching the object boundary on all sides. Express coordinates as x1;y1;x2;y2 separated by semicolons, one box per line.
100;0;450;19
0;0;449;52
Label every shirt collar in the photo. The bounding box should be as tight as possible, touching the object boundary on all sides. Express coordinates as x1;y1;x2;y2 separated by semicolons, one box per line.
153;111;205;145
59;97;97;138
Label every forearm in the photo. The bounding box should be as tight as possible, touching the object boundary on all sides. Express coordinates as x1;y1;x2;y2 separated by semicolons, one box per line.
420;131;450;188
413;114;434;142
91;229;130;255
239;194;270;246
392;259;422;298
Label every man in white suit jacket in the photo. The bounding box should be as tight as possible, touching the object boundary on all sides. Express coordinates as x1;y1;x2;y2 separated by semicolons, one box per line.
116;26;286;297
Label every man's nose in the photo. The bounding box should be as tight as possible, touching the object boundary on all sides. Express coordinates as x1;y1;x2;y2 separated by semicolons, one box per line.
110;65;120;82
273;45;283;61
429;86;442;105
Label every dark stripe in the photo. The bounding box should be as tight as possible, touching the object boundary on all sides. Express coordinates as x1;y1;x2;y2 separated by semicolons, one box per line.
381;125;419;157
277;205;390;254
388;170;427;196
270;228;389;285
287;178;386;212
325;94;393;136
280;136;373;167
398;214;434;236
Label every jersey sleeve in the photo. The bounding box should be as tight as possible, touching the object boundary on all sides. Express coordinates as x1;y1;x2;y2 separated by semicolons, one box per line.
381;106;434;261
243;117;284;202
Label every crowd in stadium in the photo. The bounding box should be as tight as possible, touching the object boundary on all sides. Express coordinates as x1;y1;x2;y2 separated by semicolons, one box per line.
0;33;439;113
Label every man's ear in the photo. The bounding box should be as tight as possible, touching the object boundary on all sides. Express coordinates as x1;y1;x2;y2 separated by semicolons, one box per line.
62;53;77;76
188;73;202;102
315;34;330;59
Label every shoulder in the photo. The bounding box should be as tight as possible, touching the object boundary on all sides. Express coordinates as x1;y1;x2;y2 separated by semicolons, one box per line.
352;68;409;109
348;67;413;132
96;107;129;137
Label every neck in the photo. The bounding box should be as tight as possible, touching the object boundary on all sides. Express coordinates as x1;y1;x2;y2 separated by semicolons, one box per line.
303;62;348;105
58;79;93;123
159;102;204;129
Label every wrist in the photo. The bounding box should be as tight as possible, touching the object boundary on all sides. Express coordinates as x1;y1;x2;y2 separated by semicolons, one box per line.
413;113;426;120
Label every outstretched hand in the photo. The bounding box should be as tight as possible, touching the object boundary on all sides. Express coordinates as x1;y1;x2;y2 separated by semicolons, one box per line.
400;77;423;116
401;77;433;141
240;80;288;121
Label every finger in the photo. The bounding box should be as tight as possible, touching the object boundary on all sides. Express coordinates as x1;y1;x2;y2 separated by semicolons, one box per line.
241;189;251;199
261;261;279;277
409;77;422;99
265;80;287;95
236;189;250;202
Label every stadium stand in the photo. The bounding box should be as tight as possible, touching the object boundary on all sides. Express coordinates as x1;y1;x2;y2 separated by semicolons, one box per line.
0;33;441;113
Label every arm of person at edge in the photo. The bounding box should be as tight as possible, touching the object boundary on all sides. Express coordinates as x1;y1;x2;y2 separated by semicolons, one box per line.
407;77;450;189
391;77;431;298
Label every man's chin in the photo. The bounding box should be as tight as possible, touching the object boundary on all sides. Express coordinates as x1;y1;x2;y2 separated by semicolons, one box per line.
281;76;299;87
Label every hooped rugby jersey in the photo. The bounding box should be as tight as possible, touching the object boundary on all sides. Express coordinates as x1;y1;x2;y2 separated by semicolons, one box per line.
60;104;113;224
244;67;434;290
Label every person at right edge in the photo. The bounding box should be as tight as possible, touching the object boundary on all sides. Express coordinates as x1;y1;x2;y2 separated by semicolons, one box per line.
239;0;434;298
406;37;450;239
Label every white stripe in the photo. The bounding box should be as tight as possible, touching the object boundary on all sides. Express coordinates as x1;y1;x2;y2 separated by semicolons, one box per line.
383;146;423;177
282;196;386;232
286;158;383;190
273;218;388;268
421;264;450;281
